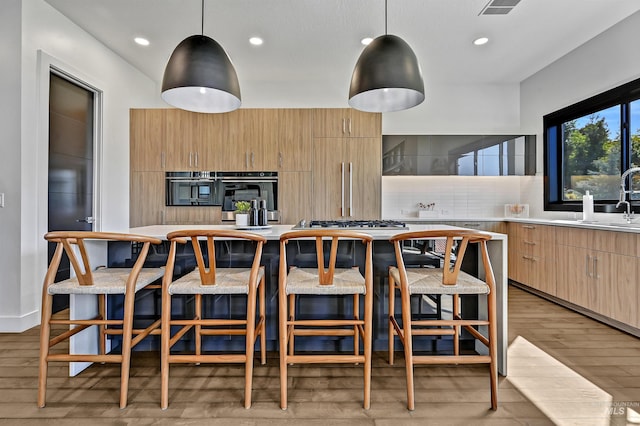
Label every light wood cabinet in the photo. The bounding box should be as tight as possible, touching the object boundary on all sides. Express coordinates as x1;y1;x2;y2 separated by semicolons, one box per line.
276;109;312;171
507;223;556;295
164;109;198;170
312;137;381;220
447;221;506;234
278;171;312;224
130;171;165;227
508;222;640;330
219;109;279;171
130;109;166;172
165;206;221;225
195;111;228;170
555;227;638;326
312;108;381;138
310;108;381;220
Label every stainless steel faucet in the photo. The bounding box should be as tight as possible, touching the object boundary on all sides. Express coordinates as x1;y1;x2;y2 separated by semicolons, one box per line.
616;167;640;222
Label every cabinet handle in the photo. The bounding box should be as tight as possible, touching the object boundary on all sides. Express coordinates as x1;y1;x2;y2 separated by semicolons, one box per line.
279;152;283;168
523;240;536;245
160;210;164;225
593;256;599;279
464;223;480;228
522;255;534;261
340;162;345;217
523;225;536;229
189;152;193;168
349;162;353;217
342;118;346;134
195;152;199;168
161;152;165;169
245;152;249;168
251;151;255;167
348;118;352;134
586;255;592;277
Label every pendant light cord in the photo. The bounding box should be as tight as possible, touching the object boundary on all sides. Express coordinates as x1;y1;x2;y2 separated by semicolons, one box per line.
384;0;388;35
201;0;204;36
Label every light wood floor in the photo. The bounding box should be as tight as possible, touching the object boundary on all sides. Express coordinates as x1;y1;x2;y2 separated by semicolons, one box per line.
2;286;640;425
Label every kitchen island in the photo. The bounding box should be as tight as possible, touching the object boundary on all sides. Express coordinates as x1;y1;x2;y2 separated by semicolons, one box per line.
71;223;508;375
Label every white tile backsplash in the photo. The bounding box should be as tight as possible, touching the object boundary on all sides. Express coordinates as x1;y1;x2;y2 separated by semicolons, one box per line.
382;176;523;219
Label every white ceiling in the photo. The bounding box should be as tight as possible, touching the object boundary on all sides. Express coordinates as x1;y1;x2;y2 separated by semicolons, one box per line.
43;0;640;106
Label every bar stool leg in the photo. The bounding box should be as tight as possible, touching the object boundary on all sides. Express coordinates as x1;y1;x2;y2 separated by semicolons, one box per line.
259;273;266;365
119;290;135;409
388;270;396;365
37;292;53;408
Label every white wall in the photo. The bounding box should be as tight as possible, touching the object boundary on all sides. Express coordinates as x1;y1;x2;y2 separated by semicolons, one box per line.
520;10;640;219
0;0;23;327
382;83;521;135
0;0;159;332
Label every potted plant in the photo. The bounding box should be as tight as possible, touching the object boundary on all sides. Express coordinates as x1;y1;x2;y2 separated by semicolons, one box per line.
234;201;251;226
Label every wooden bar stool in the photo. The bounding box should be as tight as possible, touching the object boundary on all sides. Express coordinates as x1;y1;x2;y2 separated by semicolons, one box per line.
388;230;498;411
161;230;266;409
38;231;164;409
278;230;373;410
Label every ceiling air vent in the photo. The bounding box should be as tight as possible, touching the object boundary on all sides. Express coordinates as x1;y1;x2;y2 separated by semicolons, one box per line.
479;0;521;15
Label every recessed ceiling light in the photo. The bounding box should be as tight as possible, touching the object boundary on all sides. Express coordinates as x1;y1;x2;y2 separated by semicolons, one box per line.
134;37;150;46
473;37;489;46
361;37;373;46
249;37;263;46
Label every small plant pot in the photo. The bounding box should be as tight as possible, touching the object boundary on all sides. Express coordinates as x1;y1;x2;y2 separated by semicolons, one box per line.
235;213;249;227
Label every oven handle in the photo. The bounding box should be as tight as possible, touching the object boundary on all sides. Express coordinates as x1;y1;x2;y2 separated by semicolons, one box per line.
166;179;216;183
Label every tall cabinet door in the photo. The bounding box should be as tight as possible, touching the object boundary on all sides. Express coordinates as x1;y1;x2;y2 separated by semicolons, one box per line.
312;138;347;219
279;171;312;223
164;109;196;170
130;171;165;227
278;109;312;171
130;109;166;172
346;137;381;219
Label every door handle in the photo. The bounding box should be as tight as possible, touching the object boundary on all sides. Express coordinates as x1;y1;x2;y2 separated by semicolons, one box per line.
340;162;345;217
585;255;592;277
76;216;94;224
349;162;353;217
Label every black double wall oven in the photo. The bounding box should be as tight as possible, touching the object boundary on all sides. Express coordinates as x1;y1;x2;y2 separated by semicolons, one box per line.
165;171;279;222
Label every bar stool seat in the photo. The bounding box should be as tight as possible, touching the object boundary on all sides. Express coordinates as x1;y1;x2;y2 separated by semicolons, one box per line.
38;231;164;409
388;230;498;411
278;229;374;410
161;229;267;410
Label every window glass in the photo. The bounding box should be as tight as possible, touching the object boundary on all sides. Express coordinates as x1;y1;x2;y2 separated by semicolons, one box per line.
629;99;640;200
561;105;621;201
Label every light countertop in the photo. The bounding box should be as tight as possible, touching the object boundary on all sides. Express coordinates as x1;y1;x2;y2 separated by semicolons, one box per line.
129;223;507;241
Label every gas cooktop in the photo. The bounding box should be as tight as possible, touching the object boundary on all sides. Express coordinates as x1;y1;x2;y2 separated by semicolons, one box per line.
294;219;407;230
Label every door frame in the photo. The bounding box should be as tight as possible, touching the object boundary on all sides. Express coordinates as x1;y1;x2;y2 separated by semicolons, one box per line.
37;51;106;374
37;51;104;241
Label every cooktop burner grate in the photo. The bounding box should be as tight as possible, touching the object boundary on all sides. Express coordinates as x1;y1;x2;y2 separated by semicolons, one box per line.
298;219;407;229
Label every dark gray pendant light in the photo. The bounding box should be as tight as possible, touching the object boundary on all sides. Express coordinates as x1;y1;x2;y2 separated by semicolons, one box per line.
349;0;424;113
161;0;241;113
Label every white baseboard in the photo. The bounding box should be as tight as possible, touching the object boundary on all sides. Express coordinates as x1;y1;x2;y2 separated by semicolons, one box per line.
0;310;40;333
